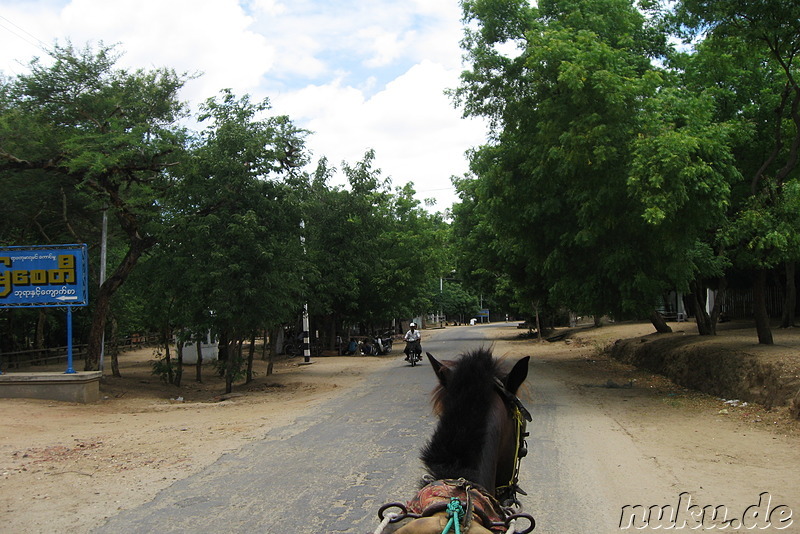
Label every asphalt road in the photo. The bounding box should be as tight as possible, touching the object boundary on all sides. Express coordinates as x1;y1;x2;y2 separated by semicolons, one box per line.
94;323;725;533
93;326;493;533
92;323;720;533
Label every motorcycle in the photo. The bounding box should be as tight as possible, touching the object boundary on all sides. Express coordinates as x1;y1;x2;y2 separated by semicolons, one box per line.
405;340;422;366
374;331;394;355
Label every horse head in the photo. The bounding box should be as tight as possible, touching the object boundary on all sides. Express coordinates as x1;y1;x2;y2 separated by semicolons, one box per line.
423;348;531;504
375;348;534;534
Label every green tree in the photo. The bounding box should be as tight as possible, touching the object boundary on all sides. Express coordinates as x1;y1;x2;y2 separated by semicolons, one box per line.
435;279;480;324
452;0;679;329
0;42;190;369
672;0;800;343
628;84;742;335
153;90;309;392
303;153;448;333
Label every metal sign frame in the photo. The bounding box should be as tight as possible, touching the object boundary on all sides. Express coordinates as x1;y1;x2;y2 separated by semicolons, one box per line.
0;244;89;308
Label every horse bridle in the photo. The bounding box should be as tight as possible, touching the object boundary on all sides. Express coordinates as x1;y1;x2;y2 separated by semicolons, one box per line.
492;377;532;508
372;377;535;533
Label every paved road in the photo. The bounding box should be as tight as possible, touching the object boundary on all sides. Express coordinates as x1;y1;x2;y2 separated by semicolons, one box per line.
95;323;703;533
93;326;494;533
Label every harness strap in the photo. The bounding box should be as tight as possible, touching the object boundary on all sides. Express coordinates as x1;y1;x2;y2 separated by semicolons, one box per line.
407;479;506;532
495;404;529;507
490;377;531;507
376;480;535;533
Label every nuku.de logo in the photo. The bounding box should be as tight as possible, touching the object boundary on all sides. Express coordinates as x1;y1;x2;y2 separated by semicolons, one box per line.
619;492;793;530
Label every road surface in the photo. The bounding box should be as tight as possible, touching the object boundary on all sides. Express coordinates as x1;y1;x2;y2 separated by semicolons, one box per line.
94;327;481;533
93;324;798;533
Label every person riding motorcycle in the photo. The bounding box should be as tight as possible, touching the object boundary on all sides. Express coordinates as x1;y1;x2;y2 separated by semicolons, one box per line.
403;322;422;362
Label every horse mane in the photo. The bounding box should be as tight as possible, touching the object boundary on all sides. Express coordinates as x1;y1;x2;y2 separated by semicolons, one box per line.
421;347;507;484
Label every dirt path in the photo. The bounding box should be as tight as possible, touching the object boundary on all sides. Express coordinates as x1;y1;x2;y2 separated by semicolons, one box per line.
1;323;798;533
490;323;799;531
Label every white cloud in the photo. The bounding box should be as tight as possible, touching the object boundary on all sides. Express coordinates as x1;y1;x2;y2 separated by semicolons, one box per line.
1;0;275;102
64;0;274;102
357;26;409;68
273;60;486;209
252;0;287;17
0;0;487;210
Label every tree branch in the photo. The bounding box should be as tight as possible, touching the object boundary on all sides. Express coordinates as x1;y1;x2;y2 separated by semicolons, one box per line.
751;83;790;194
775;89;800;186
61;187;81;241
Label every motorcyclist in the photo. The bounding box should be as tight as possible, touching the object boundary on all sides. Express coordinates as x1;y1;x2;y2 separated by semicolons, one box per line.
403;322;422;361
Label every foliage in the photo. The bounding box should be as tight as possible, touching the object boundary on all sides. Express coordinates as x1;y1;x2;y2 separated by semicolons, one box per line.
151;355;176;385
451;0;685;321
449;0;800;343
669;0;800;340
0;41;457;380
302;153;450;333
0;41;191;367
431;279;481;322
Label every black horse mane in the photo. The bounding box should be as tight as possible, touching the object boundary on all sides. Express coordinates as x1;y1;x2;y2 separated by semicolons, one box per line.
420;347;506;484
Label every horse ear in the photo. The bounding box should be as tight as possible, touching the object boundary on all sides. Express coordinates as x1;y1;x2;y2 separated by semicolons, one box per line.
426;352;448;386
505;356;530;394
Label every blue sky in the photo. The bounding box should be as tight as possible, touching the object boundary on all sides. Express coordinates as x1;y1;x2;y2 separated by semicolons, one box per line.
0;0;488;211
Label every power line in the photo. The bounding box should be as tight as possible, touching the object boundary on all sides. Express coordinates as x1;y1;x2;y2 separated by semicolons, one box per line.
0;13;49;53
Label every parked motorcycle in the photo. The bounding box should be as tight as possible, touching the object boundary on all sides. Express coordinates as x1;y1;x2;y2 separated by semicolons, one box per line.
374;331;393;355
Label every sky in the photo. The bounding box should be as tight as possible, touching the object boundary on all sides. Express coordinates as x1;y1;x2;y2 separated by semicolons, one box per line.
0;0;489;212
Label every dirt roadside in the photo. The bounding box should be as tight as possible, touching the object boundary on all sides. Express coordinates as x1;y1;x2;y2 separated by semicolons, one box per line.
1;322;798;534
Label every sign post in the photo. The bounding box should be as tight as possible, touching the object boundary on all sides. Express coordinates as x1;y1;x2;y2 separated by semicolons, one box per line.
0;244;89;374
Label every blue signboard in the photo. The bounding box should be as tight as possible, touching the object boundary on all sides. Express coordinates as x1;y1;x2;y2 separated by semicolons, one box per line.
478;309;490;317
0;244;88;308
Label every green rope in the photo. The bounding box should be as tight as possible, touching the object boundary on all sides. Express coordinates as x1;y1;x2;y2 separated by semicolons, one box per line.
441;497;464;534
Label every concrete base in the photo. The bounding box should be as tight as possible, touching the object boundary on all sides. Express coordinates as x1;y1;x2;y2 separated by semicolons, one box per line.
0;371;102;403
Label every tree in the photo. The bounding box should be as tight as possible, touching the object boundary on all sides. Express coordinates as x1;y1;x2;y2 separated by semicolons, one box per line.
673;0;800;343
0;42;190;369
628;84;742;335
301;152;449;339
435;279;480;324
452;0;681;329
159;90;309;393
301;153;391;339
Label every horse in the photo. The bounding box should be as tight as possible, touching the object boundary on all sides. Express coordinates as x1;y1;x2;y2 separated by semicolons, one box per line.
373;348;535;534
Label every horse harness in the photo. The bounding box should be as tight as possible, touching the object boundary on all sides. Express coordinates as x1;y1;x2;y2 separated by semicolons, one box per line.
373;380;535;533
491;376;532;509
376;479;535;533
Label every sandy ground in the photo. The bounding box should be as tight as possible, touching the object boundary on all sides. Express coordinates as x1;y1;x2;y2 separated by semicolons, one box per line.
1;322;798;533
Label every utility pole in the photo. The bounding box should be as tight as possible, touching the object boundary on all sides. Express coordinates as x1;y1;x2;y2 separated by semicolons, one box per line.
99;207;108;372
300;220;311;364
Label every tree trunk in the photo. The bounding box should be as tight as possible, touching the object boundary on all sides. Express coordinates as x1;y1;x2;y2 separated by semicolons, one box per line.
710;278;727;328
753;268;774;344
218;330;229;362
261;328;275;376
266;327;277;376
246;332;256;384
650;310;673;333
162;329;174;385
223;334;239;394
781;261;796;328
110;315;121;378
691;280;716;335
85;238;151;370
35;309;47;362
174;338;183;387
195;340;203;383
225;338;234;394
